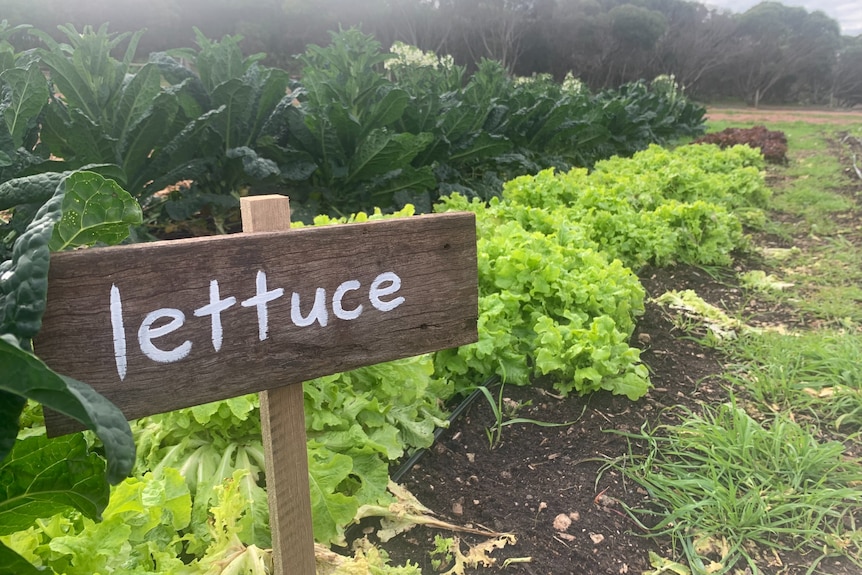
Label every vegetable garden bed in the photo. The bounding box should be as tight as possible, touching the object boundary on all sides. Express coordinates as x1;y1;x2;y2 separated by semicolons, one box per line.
366;112;862;575
2;18;861;574
375;262;859;575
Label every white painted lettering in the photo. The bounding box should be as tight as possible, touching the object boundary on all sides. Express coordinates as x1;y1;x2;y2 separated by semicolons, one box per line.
332;280;363;320
193;280;236;351
369;272;405;312
111;269;408;376
291;288;329;327
110;284;127;380
138;309;192;363
241;271;284;341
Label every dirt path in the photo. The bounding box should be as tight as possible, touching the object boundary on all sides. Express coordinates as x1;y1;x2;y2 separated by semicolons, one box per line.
707;106;862;125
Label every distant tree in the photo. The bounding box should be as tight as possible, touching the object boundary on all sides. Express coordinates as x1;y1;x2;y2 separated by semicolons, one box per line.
609;4;666;50
528;1;608;83
728;2;841;107
447;0;536;74
789;10;842;104
649;1;743;98
604;3;666;84
551;2;668;88
5;0;856;107
384;0;455;55
831;37;862;107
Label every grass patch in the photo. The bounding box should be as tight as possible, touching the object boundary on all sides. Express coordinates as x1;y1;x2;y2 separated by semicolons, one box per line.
797;285;862;325
725;330;862;432
754;236;862;324
741;121;862;321
704;121;856;235
630;117;862;574
607;401;862;574
772;126;856;234
770;187;854;235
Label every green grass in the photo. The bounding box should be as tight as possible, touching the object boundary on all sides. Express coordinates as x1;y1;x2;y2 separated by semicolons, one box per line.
725;330;862;432
776;127;856;234
607;401;862;574
751;235;862;325
770;180;853;231
797;285;862;324
705;120;857;235
623;117;862;574
729;120;862;323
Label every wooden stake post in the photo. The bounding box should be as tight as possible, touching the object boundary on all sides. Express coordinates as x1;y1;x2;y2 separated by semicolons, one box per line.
241;196;314;574
37;196;478;575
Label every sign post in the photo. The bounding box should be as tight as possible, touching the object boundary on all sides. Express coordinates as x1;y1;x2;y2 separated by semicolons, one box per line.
36;196;478;575
241;195;314;574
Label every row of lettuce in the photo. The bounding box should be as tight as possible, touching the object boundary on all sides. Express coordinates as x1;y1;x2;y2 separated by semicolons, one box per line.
1;141;770;573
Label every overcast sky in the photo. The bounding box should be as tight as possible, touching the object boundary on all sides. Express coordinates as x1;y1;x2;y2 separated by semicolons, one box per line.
704;1;862;36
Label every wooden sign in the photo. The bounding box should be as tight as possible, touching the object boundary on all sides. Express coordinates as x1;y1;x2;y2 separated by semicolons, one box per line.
38;211;478;435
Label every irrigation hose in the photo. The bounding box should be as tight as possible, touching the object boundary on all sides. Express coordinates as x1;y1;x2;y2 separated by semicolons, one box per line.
391;374;499;483
343;374;499;543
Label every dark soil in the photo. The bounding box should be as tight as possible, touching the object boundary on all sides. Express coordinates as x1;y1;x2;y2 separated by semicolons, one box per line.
372;269;859;575
362;118;862;575
371;265;784;575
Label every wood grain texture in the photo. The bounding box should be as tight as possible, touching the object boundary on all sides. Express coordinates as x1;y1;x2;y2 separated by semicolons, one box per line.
39;210;478;434
259;385;313;575
242;195;315;575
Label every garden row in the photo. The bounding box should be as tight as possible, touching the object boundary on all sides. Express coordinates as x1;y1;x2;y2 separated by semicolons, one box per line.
0;23;705;239
1;21;708;550
0;19;753;575
1;140;771;573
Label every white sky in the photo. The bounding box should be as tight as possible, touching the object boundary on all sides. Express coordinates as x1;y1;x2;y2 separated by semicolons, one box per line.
705;0;862;36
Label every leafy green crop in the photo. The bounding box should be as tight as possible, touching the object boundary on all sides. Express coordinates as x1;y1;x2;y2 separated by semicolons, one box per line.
0;434;110;575
1;169;142;572
433;143;767;399
273;29;708;219
150;28;300;229
276;29;437;219
0;24;753;572
304;355;450;544
32;24;177;193
4;24;710;228
1;171;140;463
434;193;648;399
29;24;301;236
0;434;109;533
0;26;50;187
1;137;769;572
502;144;767;269
1;468;194;574
127;341;448;550
50;172;143;250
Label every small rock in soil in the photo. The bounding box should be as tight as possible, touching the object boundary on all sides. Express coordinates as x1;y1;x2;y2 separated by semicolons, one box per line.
553;513;572;531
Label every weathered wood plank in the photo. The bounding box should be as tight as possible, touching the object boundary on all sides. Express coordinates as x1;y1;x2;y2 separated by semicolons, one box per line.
241;195;315;575
39;211;478;434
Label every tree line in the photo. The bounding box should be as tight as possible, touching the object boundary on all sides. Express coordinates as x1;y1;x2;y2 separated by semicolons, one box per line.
4;0;861;107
